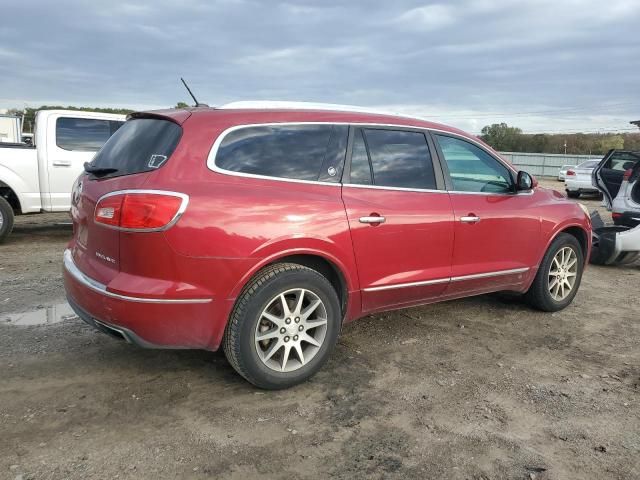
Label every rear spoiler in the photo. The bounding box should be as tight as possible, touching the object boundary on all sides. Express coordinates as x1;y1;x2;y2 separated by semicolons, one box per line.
127;109;192;125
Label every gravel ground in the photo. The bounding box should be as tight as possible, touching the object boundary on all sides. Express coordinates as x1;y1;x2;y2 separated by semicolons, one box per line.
1;179;638;480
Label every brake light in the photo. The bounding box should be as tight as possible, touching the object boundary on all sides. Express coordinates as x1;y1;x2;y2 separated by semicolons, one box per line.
94;191;187;231
612;212;622;220
566;170;576;176
623;168;633;181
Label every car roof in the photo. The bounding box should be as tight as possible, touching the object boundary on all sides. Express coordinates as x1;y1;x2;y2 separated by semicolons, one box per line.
139;101;477;140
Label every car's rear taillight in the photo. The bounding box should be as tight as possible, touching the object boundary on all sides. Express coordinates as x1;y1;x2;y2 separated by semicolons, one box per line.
623;168;633;181
566;170;576;176
95;191;187;231
612;212;622;220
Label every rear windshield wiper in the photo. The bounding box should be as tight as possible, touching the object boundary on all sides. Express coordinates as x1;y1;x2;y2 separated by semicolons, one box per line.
84;162;118;176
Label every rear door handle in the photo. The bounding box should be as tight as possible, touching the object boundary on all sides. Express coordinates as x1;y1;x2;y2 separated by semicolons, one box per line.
460;215;481;224
359;216;386;224
53;160;72;167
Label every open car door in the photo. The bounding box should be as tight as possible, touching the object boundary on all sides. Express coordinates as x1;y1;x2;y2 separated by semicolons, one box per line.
592;150;640;209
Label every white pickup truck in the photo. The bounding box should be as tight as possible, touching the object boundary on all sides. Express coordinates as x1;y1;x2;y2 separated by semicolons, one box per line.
0;109;126;242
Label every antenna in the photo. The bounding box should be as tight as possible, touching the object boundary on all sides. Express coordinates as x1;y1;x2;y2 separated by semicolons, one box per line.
180;78;209;107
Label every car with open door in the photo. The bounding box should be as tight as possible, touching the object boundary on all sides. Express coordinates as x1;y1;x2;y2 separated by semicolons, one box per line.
590;150;640;265
63;101;592;389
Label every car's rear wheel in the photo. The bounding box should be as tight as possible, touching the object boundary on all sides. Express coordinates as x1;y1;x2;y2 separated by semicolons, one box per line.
0;196;15;244
223;263;341;389
525;233;584;312
566;190;580;198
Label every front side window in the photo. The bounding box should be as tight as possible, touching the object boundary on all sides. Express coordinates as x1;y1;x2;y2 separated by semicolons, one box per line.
56;117;123;151
435;135;513;193
215;124;347;182
348;128;436;189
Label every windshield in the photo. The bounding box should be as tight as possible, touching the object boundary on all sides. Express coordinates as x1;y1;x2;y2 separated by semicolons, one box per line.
88;118;182;179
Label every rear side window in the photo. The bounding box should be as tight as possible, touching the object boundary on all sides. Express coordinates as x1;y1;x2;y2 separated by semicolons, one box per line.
215;124;348;182
348;128;436;190
89;118;182;178
56;117;124;151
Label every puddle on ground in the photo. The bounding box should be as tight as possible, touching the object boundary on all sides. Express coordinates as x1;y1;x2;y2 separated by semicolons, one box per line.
3;302;78;326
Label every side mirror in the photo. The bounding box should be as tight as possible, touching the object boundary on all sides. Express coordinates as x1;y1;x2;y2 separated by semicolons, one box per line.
516;171;535;191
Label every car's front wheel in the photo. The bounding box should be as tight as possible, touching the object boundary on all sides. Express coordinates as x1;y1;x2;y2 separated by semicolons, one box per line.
223;263;341;389
525;233;584;312
566;190;580;198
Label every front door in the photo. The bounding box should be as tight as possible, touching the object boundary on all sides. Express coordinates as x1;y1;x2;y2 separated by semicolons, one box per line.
432;133;540;296
342;127;454;313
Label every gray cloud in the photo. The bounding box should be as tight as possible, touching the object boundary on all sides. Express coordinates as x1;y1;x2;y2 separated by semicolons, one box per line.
1;0;638;133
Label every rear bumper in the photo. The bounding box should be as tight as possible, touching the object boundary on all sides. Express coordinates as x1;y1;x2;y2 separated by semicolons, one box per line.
63;249;224;350
565;179;598;192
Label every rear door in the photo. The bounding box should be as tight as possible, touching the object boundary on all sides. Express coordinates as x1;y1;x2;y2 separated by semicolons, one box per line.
45;114;124;210
342;126;454;313
432;133;540;296
593;150;640;208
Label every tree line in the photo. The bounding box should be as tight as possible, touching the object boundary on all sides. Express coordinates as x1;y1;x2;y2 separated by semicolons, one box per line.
6;106;640;155
480;123;640;156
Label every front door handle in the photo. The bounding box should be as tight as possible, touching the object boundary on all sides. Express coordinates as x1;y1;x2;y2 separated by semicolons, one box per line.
460;215;481;224
359;216;386;225
53;160;72;167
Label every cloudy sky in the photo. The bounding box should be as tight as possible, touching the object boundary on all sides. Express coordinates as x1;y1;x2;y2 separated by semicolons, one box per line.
1;0;638;133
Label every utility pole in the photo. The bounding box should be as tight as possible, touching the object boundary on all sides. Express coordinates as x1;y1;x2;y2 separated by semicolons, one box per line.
564;140;567;155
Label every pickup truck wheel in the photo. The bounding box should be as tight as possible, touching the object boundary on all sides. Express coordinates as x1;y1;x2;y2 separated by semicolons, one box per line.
223;263;341;389
0;196;14;244
525;233;584;312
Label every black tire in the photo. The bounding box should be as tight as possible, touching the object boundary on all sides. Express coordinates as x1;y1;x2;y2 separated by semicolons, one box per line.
0;196;15;244
525;233;584;312
223;263;341;389
566;190;580;199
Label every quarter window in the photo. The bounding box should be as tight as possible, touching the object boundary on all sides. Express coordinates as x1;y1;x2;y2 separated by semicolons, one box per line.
215;125;347;182
435;135;513;193
56;117;124;151
348;128;436;190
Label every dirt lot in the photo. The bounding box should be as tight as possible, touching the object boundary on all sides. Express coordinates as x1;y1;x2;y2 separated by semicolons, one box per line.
1;179;638;480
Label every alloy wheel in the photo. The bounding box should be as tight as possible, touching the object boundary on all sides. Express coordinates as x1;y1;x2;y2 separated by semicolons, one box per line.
254;288;328;372
548;246;578;301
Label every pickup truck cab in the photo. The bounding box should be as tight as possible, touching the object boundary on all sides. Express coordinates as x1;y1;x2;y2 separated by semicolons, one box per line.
0;110;125;242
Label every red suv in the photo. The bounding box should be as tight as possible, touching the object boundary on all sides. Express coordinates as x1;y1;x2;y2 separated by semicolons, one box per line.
64;102;591;389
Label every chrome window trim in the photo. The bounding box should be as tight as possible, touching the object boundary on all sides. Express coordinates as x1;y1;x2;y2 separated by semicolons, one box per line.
64;249;212;304
206;121;517;190
362;267;529;292
94;189;189;232
342;183;447;194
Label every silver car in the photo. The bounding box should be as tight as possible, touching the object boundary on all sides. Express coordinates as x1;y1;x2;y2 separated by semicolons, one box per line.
558;164;574;181
590;150;640;265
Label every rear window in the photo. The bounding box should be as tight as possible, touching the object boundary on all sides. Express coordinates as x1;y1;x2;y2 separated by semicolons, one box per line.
56;117;124;151
215;124;348;182
89;118;182;178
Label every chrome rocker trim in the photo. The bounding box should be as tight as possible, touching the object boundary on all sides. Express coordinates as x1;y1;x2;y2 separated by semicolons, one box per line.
63;249;212;304
363;267;530;292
